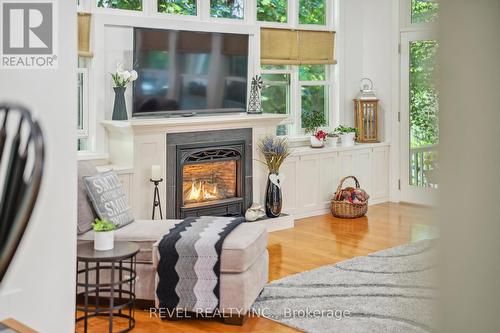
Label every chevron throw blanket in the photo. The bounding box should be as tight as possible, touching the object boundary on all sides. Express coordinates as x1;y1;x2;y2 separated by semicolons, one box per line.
156;216;244;313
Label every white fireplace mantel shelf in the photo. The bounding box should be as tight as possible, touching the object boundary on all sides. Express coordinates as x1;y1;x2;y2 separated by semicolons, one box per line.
101;113;287;134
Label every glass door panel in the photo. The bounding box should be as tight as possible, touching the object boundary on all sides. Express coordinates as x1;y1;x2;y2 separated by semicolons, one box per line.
401;32;439;205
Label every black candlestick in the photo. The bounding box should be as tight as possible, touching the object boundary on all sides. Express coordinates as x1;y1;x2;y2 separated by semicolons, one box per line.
150;178;163;219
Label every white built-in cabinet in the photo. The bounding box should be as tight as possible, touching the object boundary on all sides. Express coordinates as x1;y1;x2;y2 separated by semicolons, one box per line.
280;144;390;218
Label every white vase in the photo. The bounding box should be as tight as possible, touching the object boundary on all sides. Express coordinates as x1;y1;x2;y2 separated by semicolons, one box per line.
310;136;325;148
340;132;356;147
94;231;114;251
245;203;266;222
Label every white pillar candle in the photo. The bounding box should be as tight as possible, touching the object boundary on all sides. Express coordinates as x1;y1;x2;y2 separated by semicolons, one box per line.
151;165;161;180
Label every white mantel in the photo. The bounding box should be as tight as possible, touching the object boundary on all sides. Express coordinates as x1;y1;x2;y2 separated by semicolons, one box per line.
101;113;287;219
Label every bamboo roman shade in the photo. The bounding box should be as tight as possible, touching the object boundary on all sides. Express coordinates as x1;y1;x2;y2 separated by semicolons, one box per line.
78;12;92;58
261;28;336;65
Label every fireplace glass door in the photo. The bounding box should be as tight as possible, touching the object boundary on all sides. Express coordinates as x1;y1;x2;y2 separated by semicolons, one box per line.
182;160;237;206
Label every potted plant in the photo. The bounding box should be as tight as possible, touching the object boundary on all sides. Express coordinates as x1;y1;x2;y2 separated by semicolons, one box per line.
110;63;138;121
92;219;116;251
335;125;358;147
302;109;328;148
258;136;291;218
327;132;339;146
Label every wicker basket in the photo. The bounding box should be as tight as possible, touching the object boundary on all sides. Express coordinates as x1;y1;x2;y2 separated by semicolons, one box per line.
331;176;368;219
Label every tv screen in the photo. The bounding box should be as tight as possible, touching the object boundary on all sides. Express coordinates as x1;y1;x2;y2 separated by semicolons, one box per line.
133;28;249;116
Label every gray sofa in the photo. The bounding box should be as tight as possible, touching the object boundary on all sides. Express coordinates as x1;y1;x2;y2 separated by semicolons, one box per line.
77;162;268;323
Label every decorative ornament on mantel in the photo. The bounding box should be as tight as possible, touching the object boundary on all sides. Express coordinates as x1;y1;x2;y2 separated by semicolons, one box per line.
258;136;291;218
354;78;380;143
111;63;138;121
247;75;263;114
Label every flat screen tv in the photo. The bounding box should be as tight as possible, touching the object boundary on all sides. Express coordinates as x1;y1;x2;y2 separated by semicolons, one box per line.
133;28;249;117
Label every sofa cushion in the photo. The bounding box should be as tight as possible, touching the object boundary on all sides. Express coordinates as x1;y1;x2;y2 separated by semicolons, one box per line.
78;220;180;263
83;170;135;228
77;161;98;234
220;223;268;273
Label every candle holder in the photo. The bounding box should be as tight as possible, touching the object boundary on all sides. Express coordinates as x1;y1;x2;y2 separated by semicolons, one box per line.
150;178;163;219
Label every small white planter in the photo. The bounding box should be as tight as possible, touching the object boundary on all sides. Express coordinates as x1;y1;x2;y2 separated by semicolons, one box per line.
340;132;356;147
310;136;325;148
327;136;339;147
94;231;114;251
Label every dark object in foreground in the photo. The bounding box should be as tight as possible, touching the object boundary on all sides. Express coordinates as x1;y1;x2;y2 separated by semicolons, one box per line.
0;104;45;284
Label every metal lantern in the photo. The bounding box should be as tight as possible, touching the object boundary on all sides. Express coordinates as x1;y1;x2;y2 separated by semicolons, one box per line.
354;78;379;143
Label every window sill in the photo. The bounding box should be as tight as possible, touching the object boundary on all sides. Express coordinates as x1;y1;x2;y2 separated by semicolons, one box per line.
77;151;109;161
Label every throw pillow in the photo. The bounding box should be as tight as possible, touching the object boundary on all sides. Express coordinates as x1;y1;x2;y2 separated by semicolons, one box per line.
83;171;134;228
77;161;98;234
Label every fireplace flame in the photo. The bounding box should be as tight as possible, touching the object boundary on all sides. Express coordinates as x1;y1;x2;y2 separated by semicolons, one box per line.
187;181;219;201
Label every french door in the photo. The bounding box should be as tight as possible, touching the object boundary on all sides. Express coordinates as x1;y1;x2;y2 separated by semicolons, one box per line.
400;31;439;205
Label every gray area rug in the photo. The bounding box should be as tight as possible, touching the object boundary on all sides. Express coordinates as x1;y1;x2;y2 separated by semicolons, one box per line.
252;240;437;333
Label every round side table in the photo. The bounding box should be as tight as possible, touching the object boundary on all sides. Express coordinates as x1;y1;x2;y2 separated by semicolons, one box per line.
76;241;140;333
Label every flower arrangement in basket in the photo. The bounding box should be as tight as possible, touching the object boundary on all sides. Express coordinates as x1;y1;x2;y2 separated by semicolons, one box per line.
331;176;370;219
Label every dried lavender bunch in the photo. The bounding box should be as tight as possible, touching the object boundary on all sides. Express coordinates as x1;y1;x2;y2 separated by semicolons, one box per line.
257;136;291;174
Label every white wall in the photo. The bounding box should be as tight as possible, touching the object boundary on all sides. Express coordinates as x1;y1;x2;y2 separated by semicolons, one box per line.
0;1;77;332
339;0;399;200
340;0;397;143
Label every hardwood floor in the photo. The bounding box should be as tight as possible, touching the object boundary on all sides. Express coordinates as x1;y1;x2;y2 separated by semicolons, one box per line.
76;203;434;333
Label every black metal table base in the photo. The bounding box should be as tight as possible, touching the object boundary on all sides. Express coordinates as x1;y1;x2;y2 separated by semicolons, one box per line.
76;243;138;333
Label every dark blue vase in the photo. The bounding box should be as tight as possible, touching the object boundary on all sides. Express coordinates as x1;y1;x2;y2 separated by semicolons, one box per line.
265;173;282;218
112;87;128;120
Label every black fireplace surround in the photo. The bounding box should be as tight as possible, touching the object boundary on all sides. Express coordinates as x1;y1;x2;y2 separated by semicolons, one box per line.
166;129;253;219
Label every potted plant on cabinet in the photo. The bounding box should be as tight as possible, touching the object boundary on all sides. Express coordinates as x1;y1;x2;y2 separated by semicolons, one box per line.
92;218;116;251
302;108;328;148
258;136;291;218
335;125;358;147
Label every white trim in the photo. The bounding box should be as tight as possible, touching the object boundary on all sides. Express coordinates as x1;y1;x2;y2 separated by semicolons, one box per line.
399;30;438;206
390;0;401;202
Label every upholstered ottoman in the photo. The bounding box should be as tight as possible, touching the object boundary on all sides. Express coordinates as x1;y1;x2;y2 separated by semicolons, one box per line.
153;222;269;324
78;220;268;323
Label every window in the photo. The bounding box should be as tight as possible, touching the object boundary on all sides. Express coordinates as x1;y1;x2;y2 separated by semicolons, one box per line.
158;0;197;15
97;0;142;11
299;0;326;25
411;0;439;24
210;0;244;19
300;65;328;132
257;0;287;23
78;58;90;151
261;64;332;136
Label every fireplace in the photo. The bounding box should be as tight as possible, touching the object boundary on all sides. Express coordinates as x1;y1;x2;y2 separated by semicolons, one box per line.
166;129;252;219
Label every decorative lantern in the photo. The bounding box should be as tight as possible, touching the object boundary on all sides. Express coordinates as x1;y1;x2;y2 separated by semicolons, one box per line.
354;78;379;143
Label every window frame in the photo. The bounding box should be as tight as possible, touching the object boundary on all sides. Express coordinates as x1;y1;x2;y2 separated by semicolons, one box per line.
260;64;335;137
261;67;295;128
93;0;149;16
400;0;438;31
155;0;200;19
77;65;90;151
298;65;332;135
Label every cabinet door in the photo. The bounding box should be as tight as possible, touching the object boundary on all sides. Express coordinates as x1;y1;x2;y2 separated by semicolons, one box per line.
299;154;321;210
319;153;338;207
353;149;372;195
372;146;390;200
339;150;354;180
280;156;299;214
339;149;372;193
